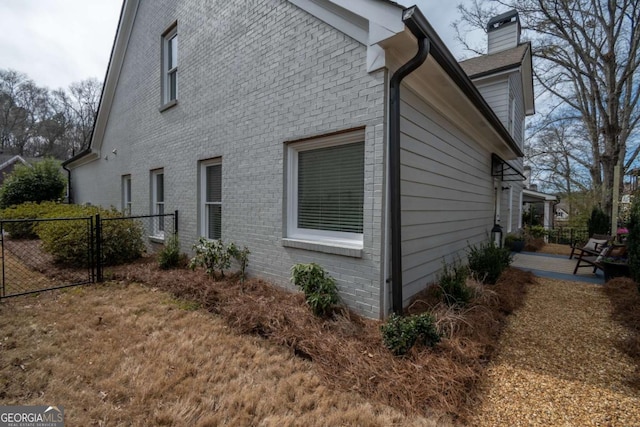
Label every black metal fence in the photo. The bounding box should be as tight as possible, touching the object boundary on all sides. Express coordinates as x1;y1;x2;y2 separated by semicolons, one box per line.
545;226;589;245
0;211;177;299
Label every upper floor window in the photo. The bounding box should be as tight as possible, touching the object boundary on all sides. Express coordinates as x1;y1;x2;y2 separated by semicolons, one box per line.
162;23;177;106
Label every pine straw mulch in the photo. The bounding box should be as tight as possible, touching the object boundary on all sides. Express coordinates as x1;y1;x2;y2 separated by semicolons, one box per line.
108;260;536;422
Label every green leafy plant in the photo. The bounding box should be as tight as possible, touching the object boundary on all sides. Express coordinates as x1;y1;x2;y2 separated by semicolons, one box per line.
34;205;144;267
228;242;250;282
158;234;184;270
380;313;440;356
626;196;640;284
437;260;472;307
189;238;232;278
0;158;66;209
290;263;339;316
467;241;513;284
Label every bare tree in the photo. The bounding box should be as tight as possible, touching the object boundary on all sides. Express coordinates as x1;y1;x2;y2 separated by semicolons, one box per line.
455;0;640;216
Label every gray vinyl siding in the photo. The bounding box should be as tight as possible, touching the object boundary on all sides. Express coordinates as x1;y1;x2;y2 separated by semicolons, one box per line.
475;78;509;128
488;25;519;54
70;0;387;318
399;85;495;305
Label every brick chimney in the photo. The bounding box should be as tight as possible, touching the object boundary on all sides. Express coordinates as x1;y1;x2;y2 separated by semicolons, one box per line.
487;9;520;54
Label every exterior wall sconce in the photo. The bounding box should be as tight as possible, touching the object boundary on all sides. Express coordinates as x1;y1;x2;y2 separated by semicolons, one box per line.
491;223;503;247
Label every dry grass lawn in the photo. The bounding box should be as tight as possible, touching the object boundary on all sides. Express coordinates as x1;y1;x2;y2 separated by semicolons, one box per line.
0;282;448;426
536;242;573;256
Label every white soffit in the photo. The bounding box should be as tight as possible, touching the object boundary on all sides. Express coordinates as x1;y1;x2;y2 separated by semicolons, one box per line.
289;0;405;72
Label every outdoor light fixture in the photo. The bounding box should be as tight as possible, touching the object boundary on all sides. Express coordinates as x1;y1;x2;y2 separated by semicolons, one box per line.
491;223;503;247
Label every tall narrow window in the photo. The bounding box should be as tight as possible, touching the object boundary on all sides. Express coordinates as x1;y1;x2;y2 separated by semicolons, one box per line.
200;159;222;240
122;175;132;215
151;170;165;236
287;129;365;246
162;23;178;105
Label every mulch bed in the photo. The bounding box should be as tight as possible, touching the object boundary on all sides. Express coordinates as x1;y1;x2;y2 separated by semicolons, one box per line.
108;260;536;421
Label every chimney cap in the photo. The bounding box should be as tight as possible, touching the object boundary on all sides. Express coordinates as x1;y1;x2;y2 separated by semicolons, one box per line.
487;9;519;32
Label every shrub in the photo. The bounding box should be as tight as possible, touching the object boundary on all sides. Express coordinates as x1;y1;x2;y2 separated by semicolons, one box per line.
158;234;184;270
0;158;66;209
380;313;440;356
0;202;50;238
290;263;339;316
35;205;144;267
587;206;611;236
627;197;640;283
437;260;472;307
467;241;513;284
188;238;250;279
228;242;250;282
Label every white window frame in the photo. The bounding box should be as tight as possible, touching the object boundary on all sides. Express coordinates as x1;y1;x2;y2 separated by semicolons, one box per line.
200;158;222;240
162;23;178;105
122;174;132;215
286;130;365;248
151;169;165;237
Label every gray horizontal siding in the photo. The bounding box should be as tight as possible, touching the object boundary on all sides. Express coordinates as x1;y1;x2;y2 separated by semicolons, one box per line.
399;85;495;306
475;79;509;128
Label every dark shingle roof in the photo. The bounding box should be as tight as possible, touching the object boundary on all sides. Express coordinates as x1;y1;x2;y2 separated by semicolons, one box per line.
458;43;529;78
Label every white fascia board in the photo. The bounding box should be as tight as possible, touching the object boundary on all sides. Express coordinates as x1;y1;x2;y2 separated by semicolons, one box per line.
522;46;535;115
523;188;557;202
0;155;29;171
289;0;406;72
64;151;100;170
90;0;140;153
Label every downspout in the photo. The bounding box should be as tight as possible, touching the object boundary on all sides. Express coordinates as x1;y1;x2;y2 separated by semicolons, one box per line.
62;164;73;205
389;6;431;315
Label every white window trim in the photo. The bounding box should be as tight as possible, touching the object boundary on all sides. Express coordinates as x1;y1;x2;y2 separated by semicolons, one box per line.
162;23;178;106
122;174;132;215
200;158;222;240
151;169;165;238
286;130;365;249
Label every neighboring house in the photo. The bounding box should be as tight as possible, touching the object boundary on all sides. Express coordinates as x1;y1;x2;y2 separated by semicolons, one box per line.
0;155;30;186
63;1;533;319
554;203;570;223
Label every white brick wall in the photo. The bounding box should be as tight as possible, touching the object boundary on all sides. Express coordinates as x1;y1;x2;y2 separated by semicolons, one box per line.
70;0;387;318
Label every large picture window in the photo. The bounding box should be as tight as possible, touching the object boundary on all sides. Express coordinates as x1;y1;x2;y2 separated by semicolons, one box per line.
287;130;364;246
200;159;222;240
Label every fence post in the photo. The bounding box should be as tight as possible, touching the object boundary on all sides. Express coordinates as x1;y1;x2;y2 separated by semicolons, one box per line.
174;210;178;235
95;214;103;282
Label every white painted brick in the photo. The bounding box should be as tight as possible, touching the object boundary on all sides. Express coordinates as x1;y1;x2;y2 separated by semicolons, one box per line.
70;0;387;319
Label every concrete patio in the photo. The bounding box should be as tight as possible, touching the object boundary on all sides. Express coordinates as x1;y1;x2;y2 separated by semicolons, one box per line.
511;252;604;284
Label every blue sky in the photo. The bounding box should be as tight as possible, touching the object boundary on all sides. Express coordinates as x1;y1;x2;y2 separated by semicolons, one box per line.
0;0;482;90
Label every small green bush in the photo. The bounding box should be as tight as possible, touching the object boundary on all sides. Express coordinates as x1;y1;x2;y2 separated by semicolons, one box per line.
467;241;513;284
158;234;184;270
189;238;250;279
380;313;440;356
627;197;640;283
0;202;50;238
438;260;472;306
35;205;144;267
290;263;339;316
0;158;66;209
228;242;250;282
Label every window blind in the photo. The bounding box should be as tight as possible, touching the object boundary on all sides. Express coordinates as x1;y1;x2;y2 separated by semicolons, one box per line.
205;164;221;239
298;142;364;233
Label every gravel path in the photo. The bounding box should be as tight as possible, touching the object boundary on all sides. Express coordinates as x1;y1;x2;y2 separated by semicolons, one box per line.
469;277;639;426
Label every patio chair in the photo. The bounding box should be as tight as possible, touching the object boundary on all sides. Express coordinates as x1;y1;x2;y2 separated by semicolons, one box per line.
572;243;626;275
569;234;611;259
